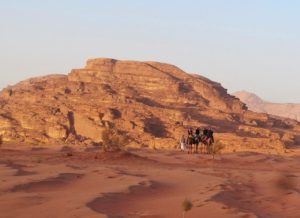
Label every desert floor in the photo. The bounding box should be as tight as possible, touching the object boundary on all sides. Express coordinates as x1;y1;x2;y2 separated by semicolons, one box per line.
1;144;300;218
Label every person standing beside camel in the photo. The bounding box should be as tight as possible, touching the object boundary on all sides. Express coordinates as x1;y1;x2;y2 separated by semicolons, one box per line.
180;135;186;151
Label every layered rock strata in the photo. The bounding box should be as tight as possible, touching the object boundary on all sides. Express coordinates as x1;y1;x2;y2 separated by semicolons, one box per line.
1;58;300;153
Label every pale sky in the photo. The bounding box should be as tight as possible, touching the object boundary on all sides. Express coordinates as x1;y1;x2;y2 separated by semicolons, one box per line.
0;0;299;103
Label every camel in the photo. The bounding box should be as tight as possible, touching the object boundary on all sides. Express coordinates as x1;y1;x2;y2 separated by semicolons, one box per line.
186;134;214;154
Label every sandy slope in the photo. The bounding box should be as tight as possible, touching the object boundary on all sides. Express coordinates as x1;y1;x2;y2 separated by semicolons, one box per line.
1;144;300;218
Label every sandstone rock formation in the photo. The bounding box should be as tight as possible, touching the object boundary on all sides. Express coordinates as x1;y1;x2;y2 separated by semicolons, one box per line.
0;58;300;153
233;91;300;122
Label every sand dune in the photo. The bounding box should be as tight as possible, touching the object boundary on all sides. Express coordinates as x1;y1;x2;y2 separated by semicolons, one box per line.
1;144;300;218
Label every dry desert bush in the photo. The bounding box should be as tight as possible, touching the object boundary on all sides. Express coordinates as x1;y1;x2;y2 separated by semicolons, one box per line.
182;198;193;218
209;140;225;159
102;128;128;152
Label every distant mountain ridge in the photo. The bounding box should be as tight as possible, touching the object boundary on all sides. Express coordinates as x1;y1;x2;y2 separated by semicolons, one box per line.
233;91;300;122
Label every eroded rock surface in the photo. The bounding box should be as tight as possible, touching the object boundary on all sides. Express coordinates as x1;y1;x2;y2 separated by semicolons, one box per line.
0;58;300;152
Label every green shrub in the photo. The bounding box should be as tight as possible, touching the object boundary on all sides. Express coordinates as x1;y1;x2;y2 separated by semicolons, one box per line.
182;198;193;218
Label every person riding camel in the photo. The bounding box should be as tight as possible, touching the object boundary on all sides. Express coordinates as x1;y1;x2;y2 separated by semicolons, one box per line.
186;128;194;154
208;127;214;143
203;128;208;137
195;128;200;136
195;127;201;142
202;127;214;143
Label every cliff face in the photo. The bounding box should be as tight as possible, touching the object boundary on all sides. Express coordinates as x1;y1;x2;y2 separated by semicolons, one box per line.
0;58;300;152
68;59;246;112
234;91;300;122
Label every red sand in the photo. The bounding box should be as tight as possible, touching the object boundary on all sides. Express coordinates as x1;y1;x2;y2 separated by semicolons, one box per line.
1;144;300;218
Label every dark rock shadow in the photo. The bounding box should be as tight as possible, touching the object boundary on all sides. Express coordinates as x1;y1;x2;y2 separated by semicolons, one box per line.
11;173;83;192
109;108;122;119
87;180;168;218
135;97;163;108
0;161;35;176
143;117;168;138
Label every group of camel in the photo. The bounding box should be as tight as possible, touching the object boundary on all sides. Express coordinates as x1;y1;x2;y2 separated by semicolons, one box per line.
180;128;214;154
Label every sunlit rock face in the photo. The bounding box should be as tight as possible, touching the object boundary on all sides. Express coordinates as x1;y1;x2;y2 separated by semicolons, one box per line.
0;58;299;152
234;90;300;122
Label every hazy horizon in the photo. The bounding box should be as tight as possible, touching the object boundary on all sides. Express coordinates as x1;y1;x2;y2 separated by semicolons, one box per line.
1;1;299;103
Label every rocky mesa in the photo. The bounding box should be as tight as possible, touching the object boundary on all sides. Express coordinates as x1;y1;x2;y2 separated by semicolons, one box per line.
234;91;300;122
0;58;300;152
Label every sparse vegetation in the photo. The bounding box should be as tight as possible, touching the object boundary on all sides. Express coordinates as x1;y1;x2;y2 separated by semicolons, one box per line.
209;140;225;159
182;198;193;218
102;128;128;152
